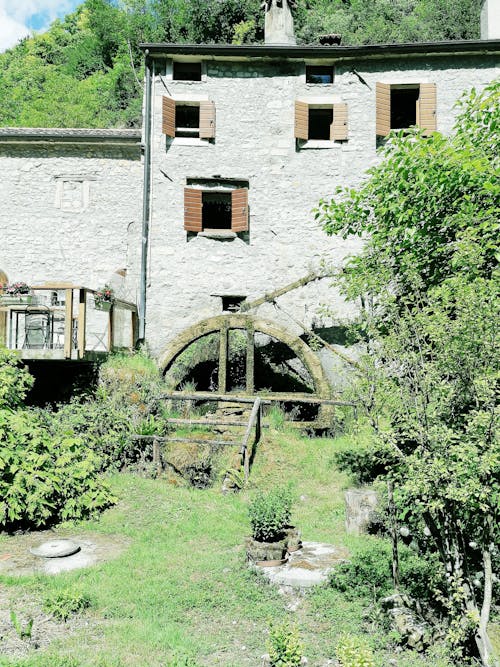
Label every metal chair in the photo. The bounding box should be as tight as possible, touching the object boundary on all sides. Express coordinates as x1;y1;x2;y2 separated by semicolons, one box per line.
23;306;51;349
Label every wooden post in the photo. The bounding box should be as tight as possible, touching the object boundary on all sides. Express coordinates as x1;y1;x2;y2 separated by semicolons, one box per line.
64;288;74;359
77;288;86;359
131;310;138;349
0;309;6;347
108;305;114;352
218;324;228;393
152;436;161;470
246;325;255;394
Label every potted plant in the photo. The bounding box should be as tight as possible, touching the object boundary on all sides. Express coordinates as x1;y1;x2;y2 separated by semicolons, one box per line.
94;285;115;311
0;281;33;305
246;486;294;566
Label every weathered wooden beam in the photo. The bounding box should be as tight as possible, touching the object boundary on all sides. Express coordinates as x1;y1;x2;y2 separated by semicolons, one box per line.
218;324;228;393
166;418;253;427
64;288;73;359
240;398;261;480
240;272;321;311
77;288;86;359
163;437;237;447
157;391;356;407
246;324;255;394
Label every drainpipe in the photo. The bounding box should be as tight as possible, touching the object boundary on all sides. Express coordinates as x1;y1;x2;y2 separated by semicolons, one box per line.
138;51;152;344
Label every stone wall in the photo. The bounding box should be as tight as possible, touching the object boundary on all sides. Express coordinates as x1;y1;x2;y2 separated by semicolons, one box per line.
141;52;499;366
0;142;142;300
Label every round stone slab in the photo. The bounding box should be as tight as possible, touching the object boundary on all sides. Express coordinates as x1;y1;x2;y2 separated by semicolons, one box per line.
30;539;81;559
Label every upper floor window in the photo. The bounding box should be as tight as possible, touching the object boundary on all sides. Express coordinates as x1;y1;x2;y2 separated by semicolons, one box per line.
162;96;216;140
295;101;348;143
376;82;437;137
306;66;334;84
184;186;249;235
173;61;202;81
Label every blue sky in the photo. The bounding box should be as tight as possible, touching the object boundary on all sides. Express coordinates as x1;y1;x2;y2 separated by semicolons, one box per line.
0;0;81;52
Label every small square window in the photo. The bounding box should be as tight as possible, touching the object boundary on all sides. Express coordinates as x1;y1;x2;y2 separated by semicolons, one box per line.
221;296;246;312
173;62;202;81
306;66;334;84
308;108;333;140
176;105;200;138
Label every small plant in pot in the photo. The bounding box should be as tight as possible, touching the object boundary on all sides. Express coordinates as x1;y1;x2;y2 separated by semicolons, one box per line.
94;285;115;311
1;281;33;305
246;486;293;566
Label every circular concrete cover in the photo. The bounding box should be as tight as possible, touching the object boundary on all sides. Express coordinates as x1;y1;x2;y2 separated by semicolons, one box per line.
29;539;81;558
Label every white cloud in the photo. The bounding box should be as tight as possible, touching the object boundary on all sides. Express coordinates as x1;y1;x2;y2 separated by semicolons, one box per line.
0;0;79;52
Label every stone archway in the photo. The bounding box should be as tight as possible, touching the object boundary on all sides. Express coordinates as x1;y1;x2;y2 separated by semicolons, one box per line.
158;314;331;397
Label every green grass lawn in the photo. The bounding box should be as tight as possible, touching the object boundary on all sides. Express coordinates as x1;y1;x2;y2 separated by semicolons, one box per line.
0;428;479;666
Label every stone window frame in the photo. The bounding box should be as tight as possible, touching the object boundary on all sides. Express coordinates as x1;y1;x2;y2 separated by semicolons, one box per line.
54;175;97;212
161;93;215;147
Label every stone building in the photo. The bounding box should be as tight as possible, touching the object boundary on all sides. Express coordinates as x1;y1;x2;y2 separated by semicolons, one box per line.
0;1;499;399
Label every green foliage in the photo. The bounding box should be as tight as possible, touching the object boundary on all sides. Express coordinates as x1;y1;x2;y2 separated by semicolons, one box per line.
43;588;91;621
335;634;375;667
329;539;446;606
333;442;399;485
10;610;33;640
249;486;293;541
267;620;303;667
0;348;34;409
232;19;257;45
0;408;115;530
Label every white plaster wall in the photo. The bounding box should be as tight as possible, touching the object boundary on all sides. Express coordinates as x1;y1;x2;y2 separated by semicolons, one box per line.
0;145;142;296
143;52;499;361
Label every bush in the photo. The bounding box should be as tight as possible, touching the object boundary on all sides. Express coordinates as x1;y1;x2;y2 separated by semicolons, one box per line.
43;588;91;621
267;620;303;667
0;347;34;409
0;408;115;531
249;486;293;542
335;635;375;667
333;443;399;485
329;539;446;607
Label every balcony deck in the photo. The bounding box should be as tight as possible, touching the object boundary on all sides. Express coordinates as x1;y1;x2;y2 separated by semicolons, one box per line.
0;284;138;362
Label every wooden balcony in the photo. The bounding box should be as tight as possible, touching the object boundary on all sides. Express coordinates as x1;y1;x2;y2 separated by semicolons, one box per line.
0;284;138;362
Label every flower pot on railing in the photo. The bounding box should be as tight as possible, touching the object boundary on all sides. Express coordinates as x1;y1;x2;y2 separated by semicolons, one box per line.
94;285;115;312
95;300;112;312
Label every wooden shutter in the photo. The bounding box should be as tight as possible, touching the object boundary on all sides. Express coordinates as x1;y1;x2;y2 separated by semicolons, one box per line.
376;83;391;136
330;103;348;141
417;83;437;136
294;101;309;141
199;101;216;139
231;188;248;232
162;96;176;137
184;188;203;232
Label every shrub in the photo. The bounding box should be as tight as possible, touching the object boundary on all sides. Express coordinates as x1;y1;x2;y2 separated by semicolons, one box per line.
267;620;303;667
333;443;399;485
0;408;115;530
0;347;34;409
249;486;293;542
43;588;91;621
335;635;375;667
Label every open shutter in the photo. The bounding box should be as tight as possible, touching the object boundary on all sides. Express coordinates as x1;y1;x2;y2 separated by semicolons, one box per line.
162;96;176;137
199;101;216;139
330;103;348;141
294;101;309;141
231;188;248;232
184;188;203;232
376;83;391;136
417;83;437;136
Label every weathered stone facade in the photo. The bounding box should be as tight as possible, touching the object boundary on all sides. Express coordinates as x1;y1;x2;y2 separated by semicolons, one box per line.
0;42;499;387
0;129;142;301
138;45;499;372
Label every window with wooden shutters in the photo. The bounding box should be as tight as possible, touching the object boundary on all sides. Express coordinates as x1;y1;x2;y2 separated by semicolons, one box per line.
231;188;249;233
376;83;437;136
184;188;203;232
163;97;216;140
296;101;348;142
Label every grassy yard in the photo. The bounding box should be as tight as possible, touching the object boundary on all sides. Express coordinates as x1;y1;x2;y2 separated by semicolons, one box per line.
0;428;470;666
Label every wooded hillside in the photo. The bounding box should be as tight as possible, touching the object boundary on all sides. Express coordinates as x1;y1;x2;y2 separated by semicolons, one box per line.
0;0;481;129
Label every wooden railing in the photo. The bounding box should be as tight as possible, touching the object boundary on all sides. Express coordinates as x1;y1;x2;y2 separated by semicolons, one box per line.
0;283;137;360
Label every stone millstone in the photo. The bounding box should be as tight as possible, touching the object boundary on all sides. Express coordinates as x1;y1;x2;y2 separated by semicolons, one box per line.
30;539;81;559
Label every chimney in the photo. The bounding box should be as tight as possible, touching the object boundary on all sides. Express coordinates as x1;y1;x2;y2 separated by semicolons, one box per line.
264;0;296;45
481;0;500;39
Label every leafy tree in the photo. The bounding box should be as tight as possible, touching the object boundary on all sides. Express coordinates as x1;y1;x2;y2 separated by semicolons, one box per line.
0;347;34;409
316;82;500;666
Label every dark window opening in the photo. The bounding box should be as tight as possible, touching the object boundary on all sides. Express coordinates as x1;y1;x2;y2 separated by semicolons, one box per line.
222;296;246;312
176;105;200;137
390;87;419;129
308;108;333;140
306;66;334;84
202;192;232;230
173;62;202;81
